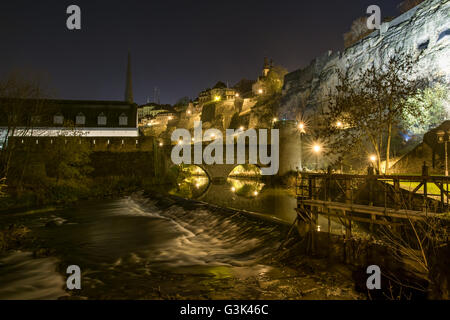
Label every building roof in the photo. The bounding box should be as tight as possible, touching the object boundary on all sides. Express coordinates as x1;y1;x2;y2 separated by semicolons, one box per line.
0;98;138;128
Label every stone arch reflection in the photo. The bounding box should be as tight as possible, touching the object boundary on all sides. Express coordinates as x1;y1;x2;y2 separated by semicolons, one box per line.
228;164;262;178
173;165;210;199
227;178;264;199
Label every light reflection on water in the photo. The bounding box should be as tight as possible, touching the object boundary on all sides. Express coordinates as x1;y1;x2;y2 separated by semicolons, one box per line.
171;176;297;224
0;196;296;299
0;185;362;300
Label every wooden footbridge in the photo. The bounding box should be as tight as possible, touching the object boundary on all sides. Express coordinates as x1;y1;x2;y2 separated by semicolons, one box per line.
295;164;450;238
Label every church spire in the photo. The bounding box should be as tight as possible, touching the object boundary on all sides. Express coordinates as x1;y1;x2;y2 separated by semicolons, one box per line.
125;52;133;103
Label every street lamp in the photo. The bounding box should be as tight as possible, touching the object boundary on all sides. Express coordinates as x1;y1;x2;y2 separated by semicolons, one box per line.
298;122;306;171
369;154;377;172
313;143;322;171
437;130;450;176
313;144;321;153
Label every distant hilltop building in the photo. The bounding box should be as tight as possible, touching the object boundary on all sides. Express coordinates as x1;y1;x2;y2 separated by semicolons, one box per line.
198;82;238;107
137;103;172;119
138;57;274;137
0;54;138;144
252;57;273;96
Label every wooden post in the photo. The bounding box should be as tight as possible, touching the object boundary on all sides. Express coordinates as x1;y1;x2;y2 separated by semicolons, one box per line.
153;137;159;179
327;175;331;234
422;162;428;216
394;178;401;210
311;176;317;254
345;178;352;239
367;167;375;233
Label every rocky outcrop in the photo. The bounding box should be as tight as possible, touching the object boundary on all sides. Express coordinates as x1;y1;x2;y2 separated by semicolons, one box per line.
280;0;450;120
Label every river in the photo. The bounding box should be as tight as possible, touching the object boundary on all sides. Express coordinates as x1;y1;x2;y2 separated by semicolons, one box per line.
0;177;363;300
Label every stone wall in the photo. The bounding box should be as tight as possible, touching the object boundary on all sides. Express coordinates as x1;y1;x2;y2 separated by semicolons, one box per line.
280;0;450;120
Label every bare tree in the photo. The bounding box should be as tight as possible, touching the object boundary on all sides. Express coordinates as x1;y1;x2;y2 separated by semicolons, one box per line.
0;73;52;181
343;17;371;49
398;0;426;13
322;53;422;173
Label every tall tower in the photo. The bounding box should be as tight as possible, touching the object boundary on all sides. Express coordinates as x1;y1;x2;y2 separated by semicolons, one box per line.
125;52;133;103
153;87;160;104
262;57;271;77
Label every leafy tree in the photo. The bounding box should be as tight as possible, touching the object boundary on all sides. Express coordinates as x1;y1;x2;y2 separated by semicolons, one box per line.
402;83;449;135
322;53;422;173
263;65;288;95
43;124;92;183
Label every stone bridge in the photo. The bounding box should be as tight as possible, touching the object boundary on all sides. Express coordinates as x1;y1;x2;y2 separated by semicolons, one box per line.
159;121;303;183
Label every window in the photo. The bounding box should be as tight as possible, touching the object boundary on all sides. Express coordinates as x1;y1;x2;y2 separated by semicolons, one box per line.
119;113;128;126
438;29;450;42
53;113;64;125
98;113;107;126
31;115;41;125
76;113;86;125
418;40;429;51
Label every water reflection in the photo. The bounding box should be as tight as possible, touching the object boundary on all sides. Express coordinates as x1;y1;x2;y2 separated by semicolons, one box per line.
174;175;210;199
171;176;297;224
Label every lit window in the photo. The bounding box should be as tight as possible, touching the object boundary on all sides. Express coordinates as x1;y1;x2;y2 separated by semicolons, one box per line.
98;113;107;126
53;113;64;125
119;113;128;126
76;113;86;125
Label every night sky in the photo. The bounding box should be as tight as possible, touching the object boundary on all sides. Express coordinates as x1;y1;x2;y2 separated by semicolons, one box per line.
0;0;400;105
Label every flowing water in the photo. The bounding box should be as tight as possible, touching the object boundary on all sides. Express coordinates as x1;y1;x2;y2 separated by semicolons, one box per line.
0;178;362;300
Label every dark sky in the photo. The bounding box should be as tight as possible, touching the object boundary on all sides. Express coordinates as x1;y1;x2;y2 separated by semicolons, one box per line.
0;0;400;105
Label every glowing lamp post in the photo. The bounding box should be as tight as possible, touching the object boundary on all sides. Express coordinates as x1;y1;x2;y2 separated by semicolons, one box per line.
369;154;377;173
313;144;321;171
298;122;306;171
437;130;450;176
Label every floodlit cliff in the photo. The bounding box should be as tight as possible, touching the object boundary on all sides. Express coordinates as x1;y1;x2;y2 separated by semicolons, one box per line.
280;0;450;120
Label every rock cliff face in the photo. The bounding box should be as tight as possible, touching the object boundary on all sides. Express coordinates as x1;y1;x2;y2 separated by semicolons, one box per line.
280;0;450;120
